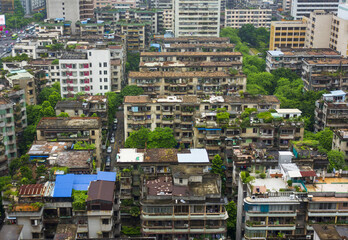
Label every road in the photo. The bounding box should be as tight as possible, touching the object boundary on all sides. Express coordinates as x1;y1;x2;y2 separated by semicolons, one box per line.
108;110;124;172
0;31;28;57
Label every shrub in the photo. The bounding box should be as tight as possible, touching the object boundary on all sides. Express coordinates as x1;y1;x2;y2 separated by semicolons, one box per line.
260;173;266;179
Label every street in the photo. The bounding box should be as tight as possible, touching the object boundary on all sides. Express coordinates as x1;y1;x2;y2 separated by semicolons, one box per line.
108;110;124;172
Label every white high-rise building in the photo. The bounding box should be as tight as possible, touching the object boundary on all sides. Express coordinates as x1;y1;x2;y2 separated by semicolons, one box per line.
59;50;112;98
173;0;221;37
290;0;340;20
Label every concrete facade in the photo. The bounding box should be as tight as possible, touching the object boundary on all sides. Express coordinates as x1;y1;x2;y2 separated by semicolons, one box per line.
225;8;272;29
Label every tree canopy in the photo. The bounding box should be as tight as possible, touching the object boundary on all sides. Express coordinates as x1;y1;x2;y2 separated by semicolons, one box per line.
125;127;177;149
327;150;346;172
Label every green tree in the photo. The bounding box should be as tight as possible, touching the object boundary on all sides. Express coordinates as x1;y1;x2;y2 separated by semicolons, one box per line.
121;85;144;97
26;105;43;125
14;0;25;18
38;85;60;104
238;24;258;47
211;154;224;177
126;52;140;72
247;72;275;95
148;127;177;148
272;68;300;82
327;150;346;172
48;91;61;108
20;166;33;180
226;201;237;239
315;128;333;152
41;101;55;117
58;112;69;117
125;127;151;148
220;27;241;44
18;125;36;155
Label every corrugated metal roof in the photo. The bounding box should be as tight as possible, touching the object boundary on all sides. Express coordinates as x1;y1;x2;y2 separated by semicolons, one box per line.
97;171;116;182
19;184;44;196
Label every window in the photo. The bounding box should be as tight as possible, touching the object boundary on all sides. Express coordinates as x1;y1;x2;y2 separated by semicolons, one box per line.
89;63;92;67
92;130;95;135
343;203;348;207
32;233;40;239
99;71;102;75
99;63;102;67
100;78;102;82
104;78;108;82
89;52;91;56
104;85;108;90
253;128;257;133
100;86;102;90
104;70;107;75
31;219;39;226
156;106;160;111
242;128;246;133
102;219;109;224
103;62;107;67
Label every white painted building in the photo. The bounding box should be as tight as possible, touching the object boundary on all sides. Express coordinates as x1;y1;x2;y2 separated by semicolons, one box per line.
225;8;272;29
173;0;221;37
59;50;112;98
290;0;340;20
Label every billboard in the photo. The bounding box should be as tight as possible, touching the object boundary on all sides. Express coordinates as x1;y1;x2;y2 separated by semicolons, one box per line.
0;15;5;26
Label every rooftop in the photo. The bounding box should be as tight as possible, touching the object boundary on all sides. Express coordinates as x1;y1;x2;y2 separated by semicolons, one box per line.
55;101;84;110
124;95;151;103
163;37;230;42
276;109;302;114
19;184;44;197
53;172;116;197
140;61;242;68
268;48;341;57
163;43;235;49
87;180;115;202
129;71;231;78
37;117;101;130
224;94;280;104
0;225;23;240
54;224;77;240
27;141;72;156
252;178;287;192
305;58;348;65
6;71;33;80
313;225;348;240
60;52;87;60
53;151;91;169
141;51;242;57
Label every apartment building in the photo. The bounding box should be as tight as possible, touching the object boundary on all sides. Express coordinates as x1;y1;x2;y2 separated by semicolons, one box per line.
6;70;37;105
163;9;173;31
46;0;93;33
265;48;341;73
291;0;340;20
332;129;348;159
173;0;221;37
301;58;348;91
123;95;302;159
225;8;272;29
29;59;61;85
20;0;45;14
115;148;228;239
2;172;118;239
96;8;164;35
59;50;111;97
55;95;108;126
158;37;231;45
0;121;6;175
128;71;246;97
314;90;348;132
75;20;112;37
36;19;72;36
0;98;16;167
236;166;348;240
115;20;151;51
161;42;235;53
93;0;136;8
36;117;103;166
330;4;348;57
269;19;308;50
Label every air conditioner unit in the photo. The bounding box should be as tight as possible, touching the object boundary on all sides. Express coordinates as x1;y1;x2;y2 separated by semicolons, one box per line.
306;235;311;239
260;221;265;225
184;224;189;227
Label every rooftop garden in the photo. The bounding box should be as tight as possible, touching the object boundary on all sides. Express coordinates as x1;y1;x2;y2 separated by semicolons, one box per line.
72;190;88;211
74;141;96;150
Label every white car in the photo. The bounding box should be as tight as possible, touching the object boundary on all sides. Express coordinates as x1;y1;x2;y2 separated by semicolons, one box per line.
114;118;118;124
107;146;112;153
110;137;115;143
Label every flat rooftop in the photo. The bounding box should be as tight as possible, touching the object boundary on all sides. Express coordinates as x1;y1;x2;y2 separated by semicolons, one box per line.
55;100;84;109
128;71;231;78
53;151;91;169
140;61;242;68
0;225;23;240
163;43;235;49
253;178;287;192
268;48;341;57
141;51;242;57
37;117;101;130
27;141;72;156
305;58;348;65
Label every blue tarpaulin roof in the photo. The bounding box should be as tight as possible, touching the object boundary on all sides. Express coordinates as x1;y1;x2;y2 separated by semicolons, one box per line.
97;171;116;182
53;171;116;198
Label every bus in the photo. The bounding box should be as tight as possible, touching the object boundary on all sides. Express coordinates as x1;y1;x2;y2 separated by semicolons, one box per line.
11;34;18;40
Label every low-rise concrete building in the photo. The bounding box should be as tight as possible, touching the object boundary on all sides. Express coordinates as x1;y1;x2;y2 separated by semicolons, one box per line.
225;8;272;29
36;117;103;167
332;129;348;159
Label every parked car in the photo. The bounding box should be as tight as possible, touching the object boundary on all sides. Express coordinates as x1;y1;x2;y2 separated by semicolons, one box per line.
114;118;118;124
110;137;115;143
113;124;117;130
107;146;112;153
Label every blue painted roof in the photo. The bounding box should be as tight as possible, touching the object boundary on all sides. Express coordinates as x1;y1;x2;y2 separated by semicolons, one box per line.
97;171;116;182
53;171;116;198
